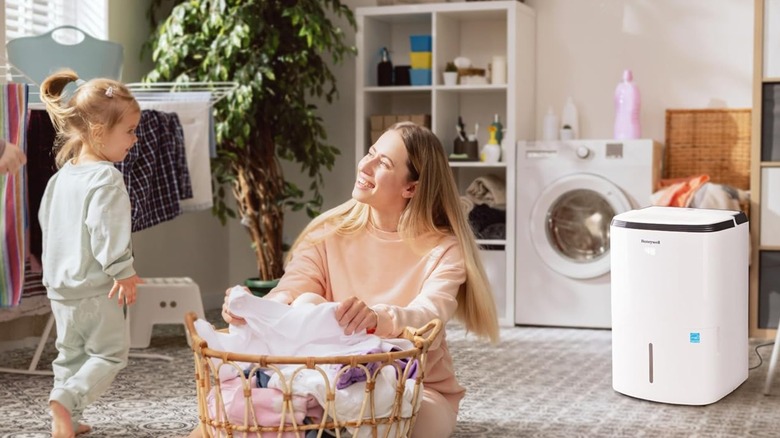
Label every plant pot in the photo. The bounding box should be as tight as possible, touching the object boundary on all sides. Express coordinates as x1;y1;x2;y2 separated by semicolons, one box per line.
244;278;280;298
443;71;458;86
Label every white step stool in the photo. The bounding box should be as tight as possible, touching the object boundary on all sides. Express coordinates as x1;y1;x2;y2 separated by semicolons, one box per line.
129;277;205;349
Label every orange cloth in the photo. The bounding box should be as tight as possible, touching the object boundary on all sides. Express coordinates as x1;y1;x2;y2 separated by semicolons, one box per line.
652;175;710;207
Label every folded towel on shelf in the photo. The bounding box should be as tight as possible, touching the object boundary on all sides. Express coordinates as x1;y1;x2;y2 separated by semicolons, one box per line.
466;174;506;210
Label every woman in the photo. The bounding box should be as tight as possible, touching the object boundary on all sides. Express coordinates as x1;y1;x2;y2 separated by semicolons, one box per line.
219;121;499;437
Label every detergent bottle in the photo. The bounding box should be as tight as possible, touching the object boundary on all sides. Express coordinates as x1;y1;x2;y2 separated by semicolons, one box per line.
613;69;641;139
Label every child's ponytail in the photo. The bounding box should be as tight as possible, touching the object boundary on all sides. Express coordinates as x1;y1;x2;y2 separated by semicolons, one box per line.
39;69;78;132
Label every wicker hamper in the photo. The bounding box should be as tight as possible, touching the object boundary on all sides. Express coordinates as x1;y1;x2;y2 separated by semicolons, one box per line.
664;108;751;214
184;312;442;438
664;109;751;190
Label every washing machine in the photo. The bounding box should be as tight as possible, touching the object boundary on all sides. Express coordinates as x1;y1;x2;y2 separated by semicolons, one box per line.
515;139;662;328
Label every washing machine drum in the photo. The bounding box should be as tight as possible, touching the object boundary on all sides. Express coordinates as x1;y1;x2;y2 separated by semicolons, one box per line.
530;173;633;279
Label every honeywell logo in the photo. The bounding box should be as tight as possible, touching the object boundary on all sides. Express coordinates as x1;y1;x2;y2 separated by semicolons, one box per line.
641;239;661;245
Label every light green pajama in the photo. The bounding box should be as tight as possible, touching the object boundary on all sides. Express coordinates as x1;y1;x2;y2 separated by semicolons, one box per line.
38;161;136;430
49;295;129;429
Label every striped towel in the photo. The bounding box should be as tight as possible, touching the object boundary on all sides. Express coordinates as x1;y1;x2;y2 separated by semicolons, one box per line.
0;83;29;308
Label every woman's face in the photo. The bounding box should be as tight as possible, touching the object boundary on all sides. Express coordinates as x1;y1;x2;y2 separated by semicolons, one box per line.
352;129;416;213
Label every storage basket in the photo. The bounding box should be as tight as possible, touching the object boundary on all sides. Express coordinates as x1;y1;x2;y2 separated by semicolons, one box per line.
664;109;751;190
185;312;442;438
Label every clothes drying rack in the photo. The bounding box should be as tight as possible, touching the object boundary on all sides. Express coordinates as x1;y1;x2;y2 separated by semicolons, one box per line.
126;81;238;105
0;74;239;375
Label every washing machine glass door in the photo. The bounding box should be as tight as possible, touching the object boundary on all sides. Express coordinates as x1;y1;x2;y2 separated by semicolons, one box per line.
530;173;632;279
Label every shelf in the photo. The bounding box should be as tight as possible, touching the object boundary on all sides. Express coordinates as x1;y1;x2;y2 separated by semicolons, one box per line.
760;161;780;167
355;1;535;328
476;239;506;246
449;161;507;168
364;86;432;93
436;84;508;93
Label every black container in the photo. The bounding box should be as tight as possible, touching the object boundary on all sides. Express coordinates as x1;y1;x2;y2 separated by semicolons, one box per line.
454;138;479;160
378;47;393;86
394;65;411;86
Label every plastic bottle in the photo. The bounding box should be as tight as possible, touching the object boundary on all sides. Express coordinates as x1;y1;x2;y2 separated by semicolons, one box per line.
543;107;559;141
561;97;579;139
613;69;641;139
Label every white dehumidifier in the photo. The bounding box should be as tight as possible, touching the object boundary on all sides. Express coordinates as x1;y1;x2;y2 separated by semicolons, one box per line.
610;206;748;405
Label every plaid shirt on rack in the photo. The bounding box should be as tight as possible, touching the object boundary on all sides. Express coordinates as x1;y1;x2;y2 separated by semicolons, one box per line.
115;109;193;232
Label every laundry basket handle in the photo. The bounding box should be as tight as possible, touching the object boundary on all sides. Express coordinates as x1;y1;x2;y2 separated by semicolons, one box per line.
403;318;442;350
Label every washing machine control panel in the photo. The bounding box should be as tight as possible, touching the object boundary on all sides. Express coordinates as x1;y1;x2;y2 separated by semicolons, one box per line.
576;145;591;159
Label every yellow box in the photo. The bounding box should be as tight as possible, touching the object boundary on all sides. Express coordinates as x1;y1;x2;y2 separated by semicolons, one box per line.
410;52;432;69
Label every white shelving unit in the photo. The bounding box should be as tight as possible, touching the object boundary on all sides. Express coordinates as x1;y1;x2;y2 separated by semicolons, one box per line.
752;0;780;339
355;1;536;327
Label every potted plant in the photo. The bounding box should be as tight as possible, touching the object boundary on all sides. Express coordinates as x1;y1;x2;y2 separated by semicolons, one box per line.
144;0;357;291
443;61;458;86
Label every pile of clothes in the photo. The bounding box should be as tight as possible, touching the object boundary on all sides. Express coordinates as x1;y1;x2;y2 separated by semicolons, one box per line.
650;174;750;211
461;174;506;240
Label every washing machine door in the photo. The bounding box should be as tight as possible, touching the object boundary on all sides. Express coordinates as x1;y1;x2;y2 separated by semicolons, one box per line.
529;173;632;279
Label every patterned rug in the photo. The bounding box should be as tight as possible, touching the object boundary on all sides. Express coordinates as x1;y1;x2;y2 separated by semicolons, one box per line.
2;310;780;437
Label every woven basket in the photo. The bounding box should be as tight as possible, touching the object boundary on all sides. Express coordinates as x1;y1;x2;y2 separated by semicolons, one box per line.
664;109;751;190
185;312;441;438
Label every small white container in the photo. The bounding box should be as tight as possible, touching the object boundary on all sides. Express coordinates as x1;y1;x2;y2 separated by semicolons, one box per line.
480;143;501;163
543;107;559;141
443;71;458;86
491;55;506;85
561;97;579;139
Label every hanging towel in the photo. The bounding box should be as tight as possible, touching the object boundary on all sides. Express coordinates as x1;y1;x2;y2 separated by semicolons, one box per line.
0;83;29;308
466;174;507;210
25;110;58;269
139;94;214;211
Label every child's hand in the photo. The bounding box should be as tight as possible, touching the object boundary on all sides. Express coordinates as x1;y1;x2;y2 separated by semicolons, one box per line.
109;275;143;306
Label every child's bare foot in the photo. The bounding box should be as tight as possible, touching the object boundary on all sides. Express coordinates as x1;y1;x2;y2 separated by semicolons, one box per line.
75;423;91;435
50;401;74;438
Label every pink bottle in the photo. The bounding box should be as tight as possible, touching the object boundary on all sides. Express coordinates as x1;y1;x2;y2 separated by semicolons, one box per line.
613;69;641;139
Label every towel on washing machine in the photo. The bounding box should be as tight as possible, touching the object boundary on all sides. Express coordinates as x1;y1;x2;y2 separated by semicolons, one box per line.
466;174;506;210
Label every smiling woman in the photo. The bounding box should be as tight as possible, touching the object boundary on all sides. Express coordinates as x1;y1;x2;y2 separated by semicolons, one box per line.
200;121;499;438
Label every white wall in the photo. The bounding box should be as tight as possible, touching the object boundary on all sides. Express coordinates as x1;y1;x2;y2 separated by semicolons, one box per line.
115;0;754;311
527;0;753;141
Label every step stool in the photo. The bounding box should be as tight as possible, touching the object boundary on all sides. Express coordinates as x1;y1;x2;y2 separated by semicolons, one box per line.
129;277;205;349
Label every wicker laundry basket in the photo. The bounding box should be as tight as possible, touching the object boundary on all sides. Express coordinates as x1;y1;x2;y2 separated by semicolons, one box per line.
664;109;751;190
664;108;751;215
184;312;441;438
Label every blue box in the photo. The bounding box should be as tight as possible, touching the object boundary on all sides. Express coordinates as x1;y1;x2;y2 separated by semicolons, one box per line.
409;35;432;52
410;69;432;86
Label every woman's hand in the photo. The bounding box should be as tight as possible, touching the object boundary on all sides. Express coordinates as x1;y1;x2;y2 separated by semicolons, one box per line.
0;141;27;174
222;286;249;325
335;296;378;335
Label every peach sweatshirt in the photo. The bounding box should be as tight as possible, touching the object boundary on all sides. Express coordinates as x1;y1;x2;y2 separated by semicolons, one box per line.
265;224;467;411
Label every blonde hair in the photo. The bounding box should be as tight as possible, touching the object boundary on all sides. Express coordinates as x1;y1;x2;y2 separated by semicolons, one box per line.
290;122;499;343
39;68;140;168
